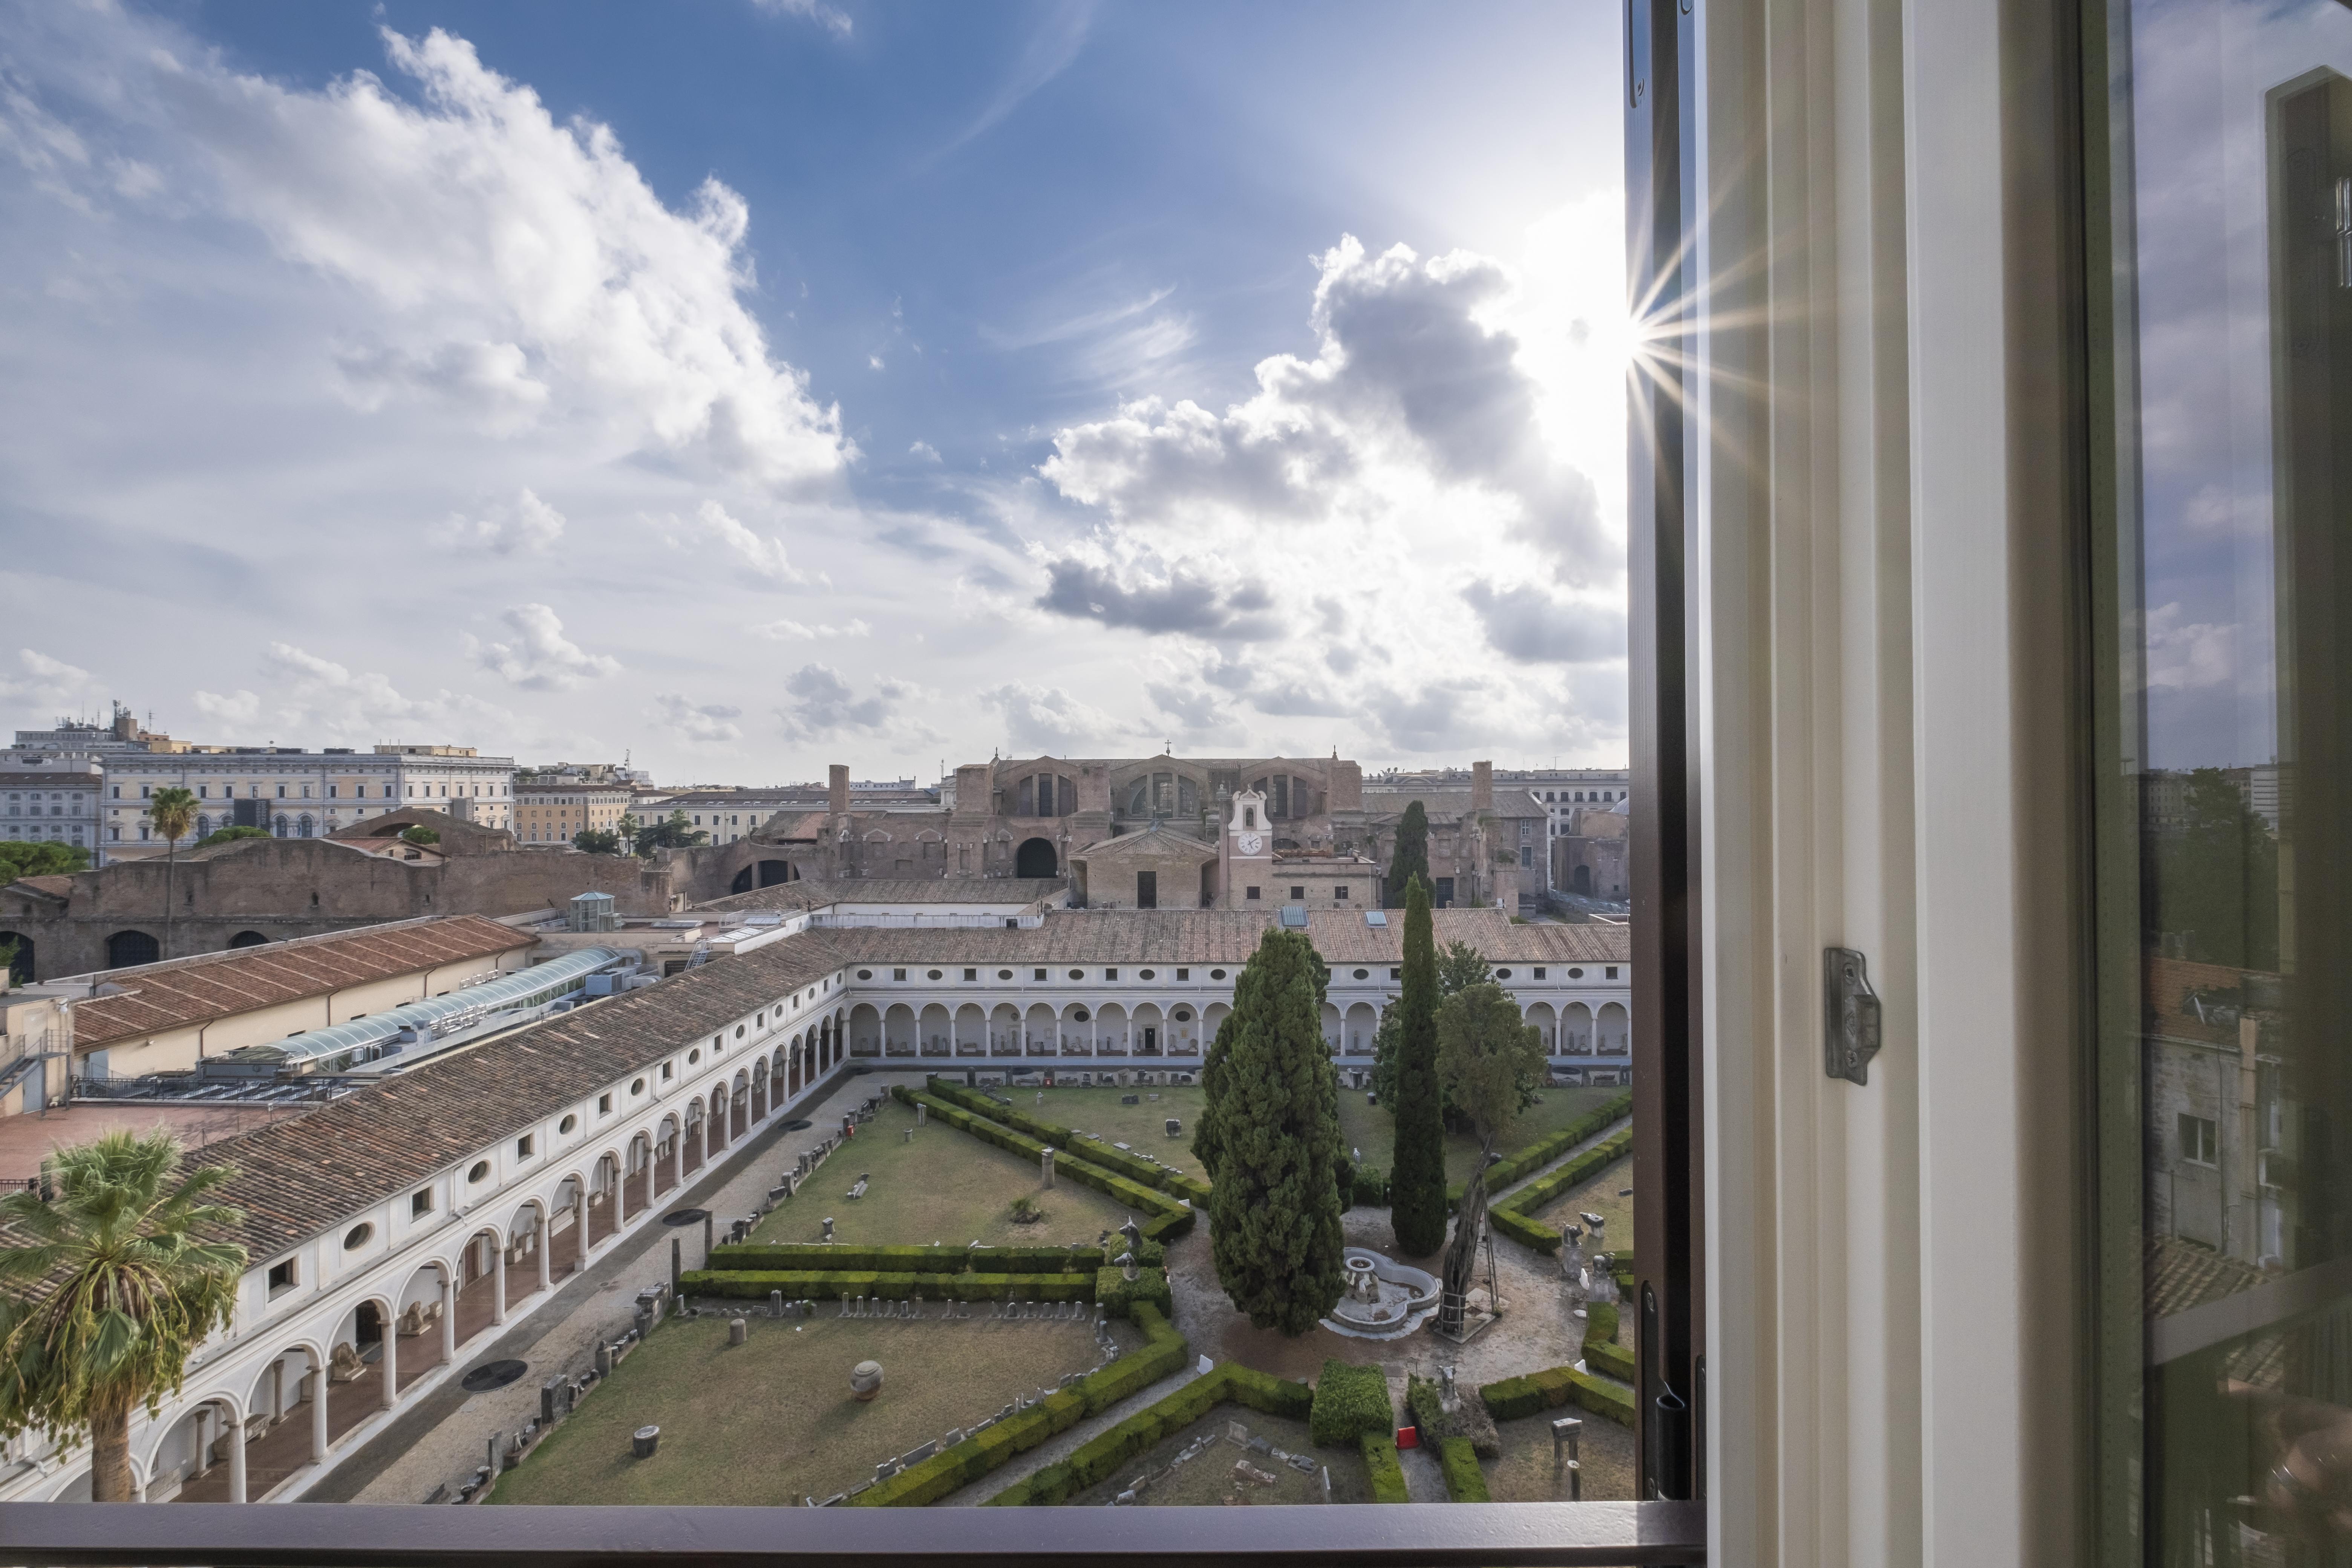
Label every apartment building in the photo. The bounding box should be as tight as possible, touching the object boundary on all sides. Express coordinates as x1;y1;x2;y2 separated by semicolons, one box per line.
100;746;514;857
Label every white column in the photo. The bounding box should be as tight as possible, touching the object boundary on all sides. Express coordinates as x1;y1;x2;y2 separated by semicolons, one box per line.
536;1210;551;1294
227;1408;247;1504
439;1275;456;1364
573;1187;589;1262
493;1238;508;1325
309;1363;328;1463
192;1409;211;1479
380;1315;398;1410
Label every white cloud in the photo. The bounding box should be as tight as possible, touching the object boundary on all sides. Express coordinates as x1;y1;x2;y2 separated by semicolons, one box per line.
908;441;941;463
777;663;919;742
0;648;107;717
749;0;854;38
193;688;262;727
654;692;744;744
2144;602;2239;693
750;617;870;640
659;499;815;585
470;605;621;691
196;642;518;744
430;487;567;554
981;681;1131;754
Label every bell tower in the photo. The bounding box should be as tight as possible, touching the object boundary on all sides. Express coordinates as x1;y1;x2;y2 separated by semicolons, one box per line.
1216;787;1274;908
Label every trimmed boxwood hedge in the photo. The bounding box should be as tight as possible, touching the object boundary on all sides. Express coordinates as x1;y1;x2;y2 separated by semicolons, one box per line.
1308;1358;1394;1447
1438;1435;1490;1502
679;1268;1114;1303
1583;1301;1635;1383
707;1243;1105;1275
924;1076;1216;1204
1477;1364;1636;1428
1485;1127;1635;1255
848;1301;1188;1507
1360;1431;1409;1503
1447;1091;1632;1207
986;1361;1316;1505
1094;1265;1173;1322
891;1086;1198;1242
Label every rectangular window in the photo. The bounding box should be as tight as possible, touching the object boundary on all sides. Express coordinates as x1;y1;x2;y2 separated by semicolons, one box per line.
1605;966;1618;979
266;1258;296;1296
1245;885;1261;900
597;1092;612;1115
1176;968;1189;980
410;1187;433;1217
1533;966;1546;979
516;1134;535;1159
1334;885;1349;900
2176;1113;2217;1169
1289;885;1305;900
963;968;977;981
1136;870;1157;908
1033;968;1046;981
1104;968;1119;980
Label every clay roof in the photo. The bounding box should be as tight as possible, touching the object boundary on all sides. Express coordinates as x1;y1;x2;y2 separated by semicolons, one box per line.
5;875;74;901
67;916;534;1050
696;878;1064;915
812;908;1631;967
191;937;844;1255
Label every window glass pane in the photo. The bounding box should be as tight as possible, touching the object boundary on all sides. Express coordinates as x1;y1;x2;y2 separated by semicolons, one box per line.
2096;2;2352;1557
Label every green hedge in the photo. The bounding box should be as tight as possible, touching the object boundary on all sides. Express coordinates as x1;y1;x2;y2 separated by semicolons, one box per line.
1351;1166;1390;1207
850;1302;1187;1507
706;1243;1106;1275
1360;1432;1409;1503
1094;1265;1173;1322
925;1077;1214;1204
1476;1364;1636;1428
1447;1091;1632;1206
1308;1358;1393;1447
679;1268;1108;1303
986;1359;1315;1505
1484;1127;1635;1255
892;1086;1198;1242
1438;1435;1490;1502
1583;1300;1635;1383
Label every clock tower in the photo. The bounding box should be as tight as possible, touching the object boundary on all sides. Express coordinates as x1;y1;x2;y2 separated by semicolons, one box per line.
1217;786;1274;908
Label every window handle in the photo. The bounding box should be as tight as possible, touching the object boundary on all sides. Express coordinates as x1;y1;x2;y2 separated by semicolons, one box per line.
1824;947;1882;1084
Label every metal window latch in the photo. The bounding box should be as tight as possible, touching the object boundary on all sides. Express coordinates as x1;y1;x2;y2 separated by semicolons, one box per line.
1824;948;1881;1084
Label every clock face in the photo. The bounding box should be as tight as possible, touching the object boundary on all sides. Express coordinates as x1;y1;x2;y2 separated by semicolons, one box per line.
1238;833;1263;856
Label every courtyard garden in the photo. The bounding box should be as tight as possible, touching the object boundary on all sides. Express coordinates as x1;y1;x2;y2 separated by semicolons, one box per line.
1526;1149;1635;1249
490;1314;1125;1507
1063;1409;1369;1506
749;1096;1142;1248
1335;1083;1627;1188
1476;1408;1638;1502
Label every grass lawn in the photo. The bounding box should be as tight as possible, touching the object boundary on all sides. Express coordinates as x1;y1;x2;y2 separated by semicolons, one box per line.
1021;1084;1210;1181
1335;1085;1626;1187
1478;1411;1637;1502
492;1315;1122;1506
1527;1151;1635;1255
1064;1410;1370;1506
750;1097;1139;1247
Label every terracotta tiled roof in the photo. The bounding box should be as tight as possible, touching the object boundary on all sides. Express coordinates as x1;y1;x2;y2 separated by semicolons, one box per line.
69;916;534;1050
696;878;1064;914
192;937;845;1255
811;908;1631;966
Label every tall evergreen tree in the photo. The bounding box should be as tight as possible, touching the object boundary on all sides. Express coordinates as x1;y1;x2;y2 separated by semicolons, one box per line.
1191;1011;1238;1181
1389;874;1448;1256
1202;928;1346;1334
1385;800;1432;907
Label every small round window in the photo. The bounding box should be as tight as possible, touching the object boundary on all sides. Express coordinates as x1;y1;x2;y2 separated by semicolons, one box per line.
926;969;943;980
997;969;1013;980
1139;968;1156;980
631;1077;646;1095
1069;969;1084;980
1173;1008;1193;1023
1567;967;1585;979
1495;968;1513;980
1210;968;1228;981
689;1048;701;1064
1352;968;1369;980
858;969;874;980
559;1113;578;1135
467;1159;490;1183
734;1024;746;1039
343;1223;374;1250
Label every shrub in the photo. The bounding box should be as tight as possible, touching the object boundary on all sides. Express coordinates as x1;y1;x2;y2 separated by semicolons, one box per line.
704;1243;1108;1275
1308;1358;1393;1447
897;1087;1199;1241
678;1269;1096;1303
1438;1435;1490;1501
1446;1091;1632;1204
1094;1265;1173;1322
1583;1301;1635;1383
987;1352;1317;1505
1477;1364;1635;1428
1360;1431;1409;1503
1483;1126;1635;1253
1404;1373;1444;1439
923;1076;1215;1202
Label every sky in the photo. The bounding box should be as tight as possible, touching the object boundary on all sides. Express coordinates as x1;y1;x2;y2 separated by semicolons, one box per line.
0;0;1629;784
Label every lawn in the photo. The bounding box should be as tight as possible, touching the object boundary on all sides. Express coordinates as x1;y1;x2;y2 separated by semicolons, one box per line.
1526;1150;1635;1255
492;1315;1124;1507
1478;1410;1637;1502
1335;1085;1627;1187
1063;1410;1370;1506
750;1097;1140;1247
1020;1083;1210;1181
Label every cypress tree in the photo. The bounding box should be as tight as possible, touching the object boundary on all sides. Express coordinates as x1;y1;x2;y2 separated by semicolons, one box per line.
1385;800;1431;907
1203;928;1346;1334
1389;874;1448;1256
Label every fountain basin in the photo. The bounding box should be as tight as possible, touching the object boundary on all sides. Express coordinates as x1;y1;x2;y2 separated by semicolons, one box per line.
1320;1248;1441;1340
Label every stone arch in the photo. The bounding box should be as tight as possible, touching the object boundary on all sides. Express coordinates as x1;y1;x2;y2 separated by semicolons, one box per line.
1132;1001;1166;1057
787;1034;804;1095
1596;1001;1630;1054
1094;1001;1129;1057
1319;1001;1343;1054
749;1058;769;1122
1202;1001;1231;1043
624;1130;655;1217
454;1224;506;1346
883;1003;917;1057
730;865;753;895
728;1072;750;1140
1168;1000;1201;1056
227;931;269;949
1344;1000;1380;1055
1023;1001;1056;1056
151;1387;250;1503
653;1118;681;1196
394;1262;453;1384
548;1173;589;1278
757;859;796;887
1562;1002;1594;1054
1572;863;1593;895
919;1001;952;1057
849;1002;883;1058
1059;1000;1095;1056
990;1001;1022;1055
955;1003;987;1055
1524;1000;1558;1053
296;815;314;838
588;1151;624;1245
106;929;159;968
505;1199;551;1301
682;1101;708;1173
1014;837;1058;878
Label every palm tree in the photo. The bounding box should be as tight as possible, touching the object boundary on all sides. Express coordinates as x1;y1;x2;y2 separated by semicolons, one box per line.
145;787;197;961
0;1131;244;1501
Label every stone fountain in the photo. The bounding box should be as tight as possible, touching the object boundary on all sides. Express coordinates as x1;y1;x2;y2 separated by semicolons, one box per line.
1318;1248;1441;1340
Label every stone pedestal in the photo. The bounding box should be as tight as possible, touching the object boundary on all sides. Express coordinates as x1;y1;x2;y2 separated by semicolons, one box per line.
850;1360;884;1402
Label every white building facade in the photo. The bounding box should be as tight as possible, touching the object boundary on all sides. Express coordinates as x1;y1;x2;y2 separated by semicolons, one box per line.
99;747;515;857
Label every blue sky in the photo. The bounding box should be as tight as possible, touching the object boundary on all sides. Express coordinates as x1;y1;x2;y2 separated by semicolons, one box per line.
0;0;1628;781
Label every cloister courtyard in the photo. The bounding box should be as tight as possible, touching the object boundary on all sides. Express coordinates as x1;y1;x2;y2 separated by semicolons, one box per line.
470;1069;1638;1508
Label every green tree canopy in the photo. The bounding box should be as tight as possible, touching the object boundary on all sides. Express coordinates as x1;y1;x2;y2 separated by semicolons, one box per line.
1384;801;1432;908
0;842;90;880
147;787;199;962
573;828;626;855
1389;874;1447;1256
0;1131;245;1501
1435;981;1549;1147
1200;928;1346;1334
2146;767;2280;970
632;809;708;856
190;826;269;851
398;825;441;846
1437;940;1491;995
